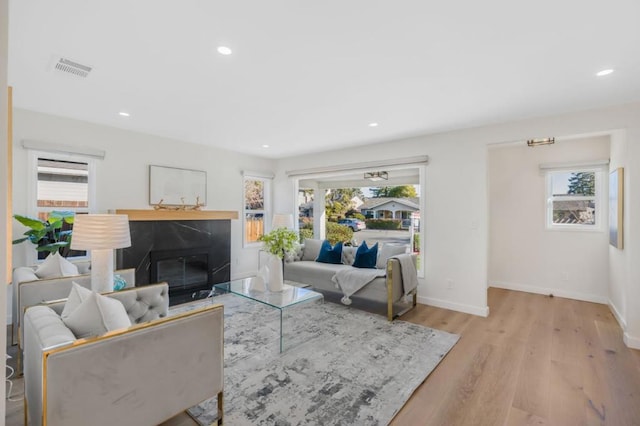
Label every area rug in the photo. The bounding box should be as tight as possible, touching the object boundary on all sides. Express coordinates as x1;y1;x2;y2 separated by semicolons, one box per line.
173;294;459;425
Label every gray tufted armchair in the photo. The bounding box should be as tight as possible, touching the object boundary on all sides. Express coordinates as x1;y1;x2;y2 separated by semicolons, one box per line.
22;283;224;426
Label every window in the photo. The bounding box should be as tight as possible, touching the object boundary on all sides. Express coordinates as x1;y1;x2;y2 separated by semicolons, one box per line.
243;176;270;245
28;153;95;261
546;168;602;230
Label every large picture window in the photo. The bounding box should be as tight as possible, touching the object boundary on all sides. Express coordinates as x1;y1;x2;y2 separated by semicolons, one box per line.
546;168;602;230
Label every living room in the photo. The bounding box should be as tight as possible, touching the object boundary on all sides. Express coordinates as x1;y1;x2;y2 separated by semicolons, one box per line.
2;1;640;425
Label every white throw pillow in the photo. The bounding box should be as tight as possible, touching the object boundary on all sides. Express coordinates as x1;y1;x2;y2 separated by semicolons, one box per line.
35;252;79;279
376;244;408;269
62;292;132;339
61;282;92;319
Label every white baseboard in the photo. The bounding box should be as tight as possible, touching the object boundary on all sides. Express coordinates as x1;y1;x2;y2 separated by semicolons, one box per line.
608;299;627;331
418;295;489;317
490;281;608;305
623;332;640;350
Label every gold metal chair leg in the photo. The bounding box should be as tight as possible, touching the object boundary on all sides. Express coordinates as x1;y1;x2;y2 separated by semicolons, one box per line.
217;391;224;425
387;259;394;322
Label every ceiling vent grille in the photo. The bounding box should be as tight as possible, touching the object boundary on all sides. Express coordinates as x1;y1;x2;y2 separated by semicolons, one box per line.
52;57;92;78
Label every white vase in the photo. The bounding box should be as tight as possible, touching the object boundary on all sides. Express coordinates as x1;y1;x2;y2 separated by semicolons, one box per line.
266;253;284;292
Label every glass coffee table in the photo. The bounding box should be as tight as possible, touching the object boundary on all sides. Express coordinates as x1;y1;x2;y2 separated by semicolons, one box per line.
213;278;323;352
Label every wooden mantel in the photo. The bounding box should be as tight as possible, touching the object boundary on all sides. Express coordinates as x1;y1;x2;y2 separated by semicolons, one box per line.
116;209;239;221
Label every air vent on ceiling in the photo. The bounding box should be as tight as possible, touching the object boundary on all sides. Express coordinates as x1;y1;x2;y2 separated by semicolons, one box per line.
51;57;92;78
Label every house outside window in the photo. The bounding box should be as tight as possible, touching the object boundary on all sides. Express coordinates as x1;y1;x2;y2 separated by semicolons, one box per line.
244;176;270;245
546;168;602;230
31;153;95;260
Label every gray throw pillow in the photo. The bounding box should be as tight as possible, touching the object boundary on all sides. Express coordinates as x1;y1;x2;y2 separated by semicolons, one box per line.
302;239;323;261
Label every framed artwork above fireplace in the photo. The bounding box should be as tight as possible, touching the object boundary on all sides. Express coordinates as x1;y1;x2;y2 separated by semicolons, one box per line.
149;165;207;206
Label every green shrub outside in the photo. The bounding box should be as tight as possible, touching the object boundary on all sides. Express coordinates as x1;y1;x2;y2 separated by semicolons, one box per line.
299;228;313;243
298;222;353;245
326;222;354;245
365;219;402;230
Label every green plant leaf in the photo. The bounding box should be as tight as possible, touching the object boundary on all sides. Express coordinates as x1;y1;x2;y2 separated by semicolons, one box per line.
12;237;29;244
14;215;46;231
36;242;69;252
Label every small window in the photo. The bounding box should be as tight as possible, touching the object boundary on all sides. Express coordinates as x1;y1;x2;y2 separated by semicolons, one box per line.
243;176;270;245
546;169;602;230
34;155;94;259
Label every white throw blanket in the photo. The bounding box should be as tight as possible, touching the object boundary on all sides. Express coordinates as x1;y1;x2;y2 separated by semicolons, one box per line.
391;253;418;302
332;267;386;305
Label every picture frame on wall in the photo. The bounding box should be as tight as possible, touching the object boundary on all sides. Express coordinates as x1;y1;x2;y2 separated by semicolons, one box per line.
149;165;207;206
609;167;623;249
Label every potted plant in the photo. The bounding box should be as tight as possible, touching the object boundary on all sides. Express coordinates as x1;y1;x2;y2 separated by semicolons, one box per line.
259;227;298;291
12;211;76;258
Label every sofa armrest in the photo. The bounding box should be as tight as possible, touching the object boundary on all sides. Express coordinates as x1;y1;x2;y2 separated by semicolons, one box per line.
385;254;418;321
25;303;224;426
23;305;77;426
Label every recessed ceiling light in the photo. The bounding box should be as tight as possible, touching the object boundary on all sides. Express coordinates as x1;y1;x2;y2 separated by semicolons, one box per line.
217;46;233;55
119;111;130;117
369;122;379;127
596;69;614;77
262;144;270;148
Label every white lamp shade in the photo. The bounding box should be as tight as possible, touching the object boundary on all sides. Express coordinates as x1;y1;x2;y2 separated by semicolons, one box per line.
272;213;294;229
71;214;131;250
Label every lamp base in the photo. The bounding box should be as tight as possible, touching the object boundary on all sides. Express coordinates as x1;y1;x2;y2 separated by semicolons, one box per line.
90;249;114;293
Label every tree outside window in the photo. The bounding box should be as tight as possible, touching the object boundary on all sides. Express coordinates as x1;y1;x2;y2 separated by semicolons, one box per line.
547;169;601;229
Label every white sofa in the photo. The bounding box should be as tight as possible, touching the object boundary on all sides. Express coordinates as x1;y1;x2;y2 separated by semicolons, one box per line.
284;240;417;320
23;283;224;426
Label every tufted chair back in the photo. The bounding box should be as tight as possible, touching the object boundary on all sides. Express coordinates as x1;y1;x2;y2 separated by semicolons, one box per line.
47;283;170;324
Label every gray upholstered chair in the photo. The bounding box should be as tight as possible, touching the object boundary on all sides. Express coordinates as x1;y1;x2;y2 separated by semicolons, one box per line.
12;266;136;377
12;265;135;346
23;283;224;426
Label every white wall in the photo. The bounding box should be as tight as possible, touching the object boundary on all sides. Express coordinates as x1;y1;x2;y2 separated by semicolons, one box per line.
275;102;640;340
1;0;9;414
488;136;610;303
275;132;491;317
9;109;276;319
608;131;628;331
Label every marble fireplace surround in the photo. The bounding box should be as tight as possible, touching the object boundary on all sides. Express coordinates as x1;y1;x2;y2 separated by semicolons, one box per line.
116;210;238;304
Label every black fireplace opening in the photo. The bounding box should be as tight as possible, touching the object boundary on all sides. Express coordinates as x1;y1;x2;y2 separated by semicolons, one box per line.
150;247;213;306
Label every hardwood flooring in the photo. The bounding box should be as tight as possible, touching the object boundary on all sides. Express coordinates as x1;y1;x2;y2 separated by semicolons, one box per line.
391;288;640;426
5;288;639;425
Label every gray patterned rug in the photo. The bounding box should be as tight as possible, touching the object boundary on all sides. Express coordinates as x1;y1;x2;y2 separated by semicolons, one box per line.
173;294;459;425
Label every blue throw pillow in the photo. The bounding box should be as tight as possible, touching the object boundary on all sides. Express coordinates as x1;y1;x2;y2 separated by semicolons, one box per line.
353;241;379;268
315;240;343;264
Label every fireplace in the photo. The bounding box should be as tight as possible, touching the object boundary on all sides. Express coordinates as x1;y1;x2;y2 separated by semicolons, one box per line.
150;248;211;302
116;210;236;305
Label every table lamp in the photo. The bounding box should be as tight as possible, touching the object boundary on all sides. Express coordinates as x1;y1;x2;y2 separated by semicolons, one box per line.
272;213;294;229
71;214;131;292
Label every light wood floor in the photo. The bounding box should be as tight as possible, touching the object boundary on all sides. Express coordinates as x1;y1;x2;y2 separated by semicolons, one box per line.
6;288;640;425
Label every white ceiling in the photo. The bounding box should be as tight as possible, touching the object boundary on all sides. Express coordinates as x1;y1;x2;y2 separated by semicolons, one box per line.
8;0;640;159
